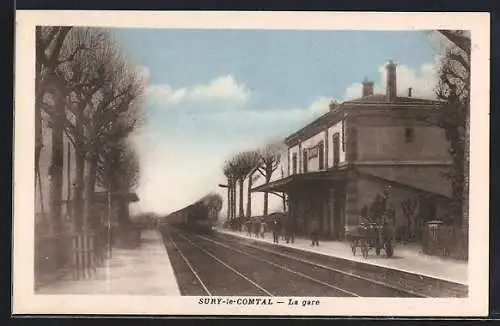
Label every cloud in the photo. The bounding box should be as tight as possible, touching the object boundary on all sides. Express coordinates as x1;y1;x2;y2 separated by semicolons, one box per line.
343;60;439;101
186;96;335;142
145;74;250;106
190;75;250;103
146;84;188;105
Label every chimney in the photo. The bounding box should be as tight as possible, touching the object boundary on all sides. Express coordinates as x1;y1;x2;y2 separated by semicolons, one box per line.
362;78;374;97
329;100;338;111
408;87;412;97
386;60;397;102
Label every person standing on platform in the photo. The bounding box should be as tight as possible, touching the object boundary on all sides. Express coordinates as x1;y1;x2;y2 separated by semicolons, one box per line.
310;219;319;246
283;217;289;243
253;220;259;238
280;217;286;241
272;217;280;243
245;219;252;237
286;217;295;244
259;218;266;238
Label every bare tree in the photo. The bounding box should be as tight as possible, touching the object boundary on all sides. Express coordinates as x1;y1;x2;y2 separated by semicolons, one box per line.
231;151;260;228
57;27;115;231
35;27;72;182
255;142;284;217
97;139;140;227
40;27;145;233
76;46;144;230
37;26;95;234
223;161;236;225
246;165;261;219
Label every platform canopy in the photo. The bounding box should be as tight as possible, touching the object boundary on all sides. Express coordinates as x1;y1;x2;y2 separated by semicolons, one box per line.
251;170;347;193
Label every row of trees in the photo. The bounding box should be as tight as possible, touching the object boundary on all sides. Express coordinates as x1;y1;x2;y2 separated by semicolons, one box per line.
223;142;284;229
36;27;145;236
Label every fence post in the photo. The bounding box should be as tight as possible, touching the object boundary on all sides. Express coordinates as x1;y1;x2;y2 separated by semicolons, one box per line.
71;233;78;280
425;220;443;256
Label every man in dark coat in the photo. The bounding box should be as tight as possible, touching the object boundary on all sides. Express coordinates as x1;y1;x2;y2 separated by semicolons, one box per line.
285;217;295;244
253;219;260;238
310;219;319;246
272;217;280;244
245;219;252;237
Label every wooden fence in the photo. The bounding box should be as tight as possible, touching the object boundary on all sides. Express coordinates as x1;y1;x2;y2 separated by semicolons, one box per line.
35;227;111;286
422;222;468;260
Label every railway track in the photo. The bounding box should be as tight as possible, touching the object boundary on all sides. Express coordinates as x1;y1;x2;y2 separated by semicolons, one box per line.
211;231;468;298
165;228;424;297
167;230;269;296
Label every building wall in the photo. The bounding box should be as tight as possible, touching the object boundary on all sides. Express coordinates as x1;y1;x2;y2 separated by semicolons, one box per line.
357;177;419;230
288;144;300;175
355;118;451;163
299;131;326;172
355;176;452;239
287;119;345;176
356;165;452;198
326;120;346;166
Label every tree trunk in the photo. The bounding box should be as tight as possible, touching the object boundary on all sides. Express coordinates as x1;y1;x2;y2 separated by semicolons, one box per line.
48;89;65;236
462;103;470;259
463;105;470;228
231;179;237;228
238;178;244;230
263;192;269;217
228;181;232;221
282;192;286;213
34;31;45;186
35;82;43;184
263;175;271;217
73;146;85;231
246;172;253;218
226;178;231;221
231;180;236;220
239;179;244;218
37;168;46;218
83;151;98;232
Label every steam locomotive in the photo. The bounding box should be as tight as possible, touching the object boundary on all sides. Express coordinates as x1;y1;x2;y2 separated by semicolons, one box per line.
165;193;223;234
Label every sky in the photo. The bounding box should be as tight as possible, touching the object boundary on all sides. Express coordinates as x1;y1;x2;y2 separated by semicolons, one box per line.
108;29;445;216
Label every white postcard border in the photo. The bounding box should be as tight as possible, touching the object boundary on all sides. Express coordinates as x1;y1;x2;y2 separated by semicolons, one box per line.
13;10;490;316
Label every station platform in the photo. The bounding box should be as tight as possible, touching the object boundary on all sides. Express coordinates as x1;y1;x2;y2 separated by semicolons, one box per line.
36;229;181;295
216;227;468;286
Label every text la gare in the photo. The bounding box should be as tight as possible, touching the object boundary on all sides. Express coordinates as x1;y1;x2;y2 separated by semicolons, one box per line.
289;299;320;307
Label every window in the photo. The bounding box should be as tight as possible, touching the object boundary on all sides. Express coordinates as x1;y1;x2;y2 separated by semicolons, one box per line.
405;127;414;143
332;133;340;167
303;150;308;173
318;141;324;170
292;153;297;174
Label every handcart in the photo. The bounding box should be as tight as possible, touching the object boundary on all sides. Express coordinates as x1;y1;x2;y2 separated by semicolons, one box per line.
347;222;394;258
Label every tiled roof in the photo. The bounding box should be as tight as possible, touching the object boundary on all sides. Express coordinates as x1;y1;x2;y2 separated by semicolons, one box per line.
284;94;443;145
344;94;443;105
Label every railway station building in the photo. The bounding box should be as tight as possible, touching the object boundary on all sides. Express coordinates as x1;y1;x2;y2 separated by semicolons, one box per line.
251;61;458;244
